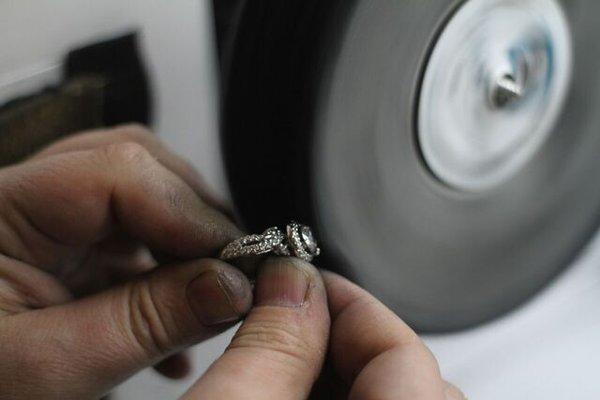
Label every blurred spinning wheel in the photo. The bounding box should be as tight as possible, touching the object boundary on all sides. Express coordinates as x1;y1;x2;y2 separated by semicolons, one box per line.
217;0;600;332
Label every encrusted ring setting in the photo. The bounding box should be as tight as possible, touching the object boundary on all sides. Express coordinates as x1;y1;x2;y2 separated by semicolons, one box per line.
220;222;320;262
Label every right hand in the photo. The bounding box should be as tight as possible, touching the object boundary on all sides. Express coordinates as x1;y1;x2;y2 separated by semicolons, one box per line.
183;258;466;400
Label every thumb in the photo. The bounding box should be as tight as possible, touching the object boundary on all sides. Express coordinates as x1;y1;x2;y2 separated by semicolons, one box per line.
0;259;252;400
183;258;330;400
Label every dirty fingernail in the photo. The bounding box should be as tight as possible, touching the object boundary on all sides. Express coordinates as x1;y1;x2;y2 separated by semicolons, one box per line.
187;267;251;326
255;258;311;307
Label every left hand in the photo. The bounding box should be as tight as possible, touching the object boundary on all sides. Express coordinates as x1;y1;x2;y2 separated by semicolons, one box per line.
0;125;253;399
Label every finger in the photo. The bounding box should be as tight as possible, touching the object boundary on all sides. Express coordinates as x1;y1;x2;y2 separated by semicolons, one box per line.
444;381;467;400
183;258;330;400
95;233;157;279
0;143;241;271
64;234;157;296
31;124;228;212
323;271;448;400
0;254;72;315
0;259;252;400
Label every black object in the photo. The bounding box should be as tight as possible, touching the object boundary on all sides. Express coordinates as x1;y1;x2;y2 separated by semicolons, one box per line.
218;0;351;231
213;0;247;90
0;32;152;166
65;32;152;127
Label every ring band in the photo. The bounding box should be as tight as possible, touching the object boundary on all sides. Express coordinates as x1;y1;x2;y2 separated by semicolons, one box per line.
220;222;320;262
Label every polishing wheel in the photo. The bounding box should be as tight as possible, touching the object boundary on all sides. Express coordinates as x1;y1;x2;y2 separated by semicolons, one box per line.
220;0;600;331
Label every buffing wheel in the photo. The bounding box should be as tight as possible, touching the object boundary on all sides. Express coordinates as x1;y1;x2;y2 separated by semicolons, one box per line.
221;0;600;331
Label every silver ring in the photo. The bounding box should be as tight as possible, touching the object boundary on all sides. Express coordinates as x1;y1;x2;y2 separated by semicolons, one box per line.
220;222;321;262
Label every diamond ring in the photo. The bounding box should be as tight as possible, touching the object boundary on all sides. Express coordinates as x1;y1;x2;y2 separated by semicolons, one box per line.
219;222;321;262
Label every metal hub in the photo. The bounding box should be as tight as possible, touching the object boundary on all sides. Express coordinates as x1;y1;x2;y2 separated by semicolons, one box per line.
418;0;572;192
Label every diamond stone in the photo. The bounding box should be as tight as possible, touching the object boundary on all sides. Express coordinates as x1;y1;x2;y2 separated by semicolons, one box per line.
300;225;318;255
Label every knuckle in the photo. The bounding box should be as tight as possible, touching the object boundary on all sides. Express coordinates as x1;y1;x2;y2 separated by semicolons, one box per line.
125;280;172;356
229;318;320;371
165;184;186;211
101;141;154;166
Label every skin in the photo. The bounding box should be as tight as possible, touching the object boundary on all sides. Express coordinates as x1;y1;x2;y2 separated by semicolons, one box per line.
0;125;465;399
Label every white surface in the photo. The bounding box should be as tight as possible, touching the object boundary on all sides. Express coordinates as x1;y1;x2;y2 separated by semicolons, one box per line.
426;232;600;399
1;1;600;399
0;0;228;200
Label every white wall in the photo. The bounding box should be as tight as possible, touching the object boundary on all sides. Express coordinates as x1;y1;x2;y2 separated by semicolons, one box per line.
0;0;228;200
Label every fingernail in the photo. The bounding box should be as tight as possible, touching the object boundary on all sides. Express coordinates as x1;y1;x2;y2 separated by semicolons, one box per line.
187;268;251;326
255;258;311;307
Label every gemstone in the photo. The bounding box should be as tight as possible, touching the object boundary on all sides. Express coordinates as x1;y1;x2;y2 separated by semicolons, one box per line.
300;225;318;255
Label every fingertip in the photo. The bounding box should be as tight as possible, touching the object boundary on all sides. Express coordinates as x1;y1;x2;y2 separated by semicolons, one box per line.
320;270;371;316
182;257;330;400
214;260;254;315
444;381;468;400
255;257;324;308
187;259;253;326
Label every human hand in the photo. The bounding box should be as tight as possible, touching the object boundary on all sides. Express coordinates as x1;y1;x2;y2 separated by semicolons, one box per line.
182;258;466;400
0;125;254;399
